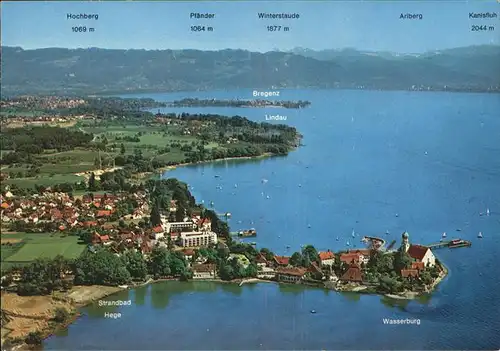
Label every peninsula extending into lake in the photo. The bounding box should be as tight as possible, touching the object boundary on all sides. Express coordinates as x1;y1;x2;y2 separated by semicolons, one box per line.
168;98;311;109
1;170;450;349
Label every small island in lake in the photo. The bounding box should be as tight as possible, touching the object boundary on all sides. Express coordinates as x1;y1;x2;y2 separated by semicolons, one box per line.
168;98;311;109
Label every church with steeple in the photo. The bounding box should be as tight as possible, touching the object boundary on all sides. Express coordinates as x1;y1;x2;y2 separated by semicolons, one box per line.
400;231;436;267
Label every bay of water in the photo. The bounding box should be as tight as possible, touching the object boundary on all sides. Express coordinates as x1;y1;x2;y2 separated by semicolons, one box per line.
45;89;500;350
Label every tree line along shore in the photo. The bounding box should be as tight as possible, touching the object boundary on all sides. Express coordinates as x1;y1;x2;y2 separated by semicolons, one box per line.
167;98;311;109
1;174;446;348
1;96;301;191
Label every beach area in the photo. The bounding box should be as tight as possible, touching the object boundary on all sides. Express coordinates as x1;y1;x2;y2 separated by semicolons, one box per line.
1;285;122;349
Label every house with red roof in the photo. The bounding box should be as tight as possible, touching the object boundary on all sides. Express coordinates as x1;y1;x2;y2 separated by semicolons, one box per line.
411;262;425;271
407;245;436;267
401;269;420;278
82;221;98;228
401;232;436;267
50;208;63;221
100;235;110;243
276;267;307;283
255;253;269;268
96;210;112;218
182;248;195;261
152;225;165;239
340;252;362;265
92;232;111;245
340;250;370;266
196;218;212;231
340;265;363;283
192;263;217;279
273;255;290;267
319;250;335;266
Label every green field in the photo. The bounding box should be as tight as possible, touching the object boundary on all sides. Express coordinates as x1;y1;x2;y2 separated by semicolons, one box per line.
3;174;85;188
0;108;45;117
2;122;221;189
39;163;94;174
1;233;86;268
41;149;99;163
155;150;188;163
0;242;24;261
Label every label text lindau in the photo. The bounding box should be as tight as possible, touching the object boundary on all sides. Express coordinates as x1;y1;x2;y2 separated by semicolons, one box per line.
258;13;300;19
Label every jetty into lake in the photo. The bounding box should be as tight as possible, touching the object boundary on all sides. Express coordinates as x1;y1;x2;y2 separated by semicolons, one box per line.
426;238;471;249
362;236;385;250
230;229;257;238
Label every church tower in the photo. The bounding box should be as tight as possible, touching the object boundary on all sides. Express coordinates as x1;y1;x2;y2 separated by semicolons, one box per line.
401;231;410;252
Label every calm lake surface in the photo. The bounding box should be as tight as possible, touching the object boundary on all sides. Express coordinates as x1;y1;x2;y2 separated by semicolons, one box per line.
45;89;500;350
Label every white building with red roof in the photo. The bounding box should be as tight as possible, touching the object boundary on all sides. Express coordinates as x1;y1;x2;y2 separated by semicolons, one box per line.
340;250;369;265
401;232;436;267
152;225;165;240
319;250;335;266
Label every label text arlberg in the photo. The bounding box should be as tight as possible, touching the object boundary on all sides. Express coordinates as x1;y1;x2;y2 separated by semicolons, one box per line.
400;13;423;20
67;13;99;20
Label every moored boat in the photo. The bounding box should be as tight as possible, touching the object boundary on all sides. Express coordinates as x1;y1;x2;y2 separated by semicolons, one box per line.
238;228;257;237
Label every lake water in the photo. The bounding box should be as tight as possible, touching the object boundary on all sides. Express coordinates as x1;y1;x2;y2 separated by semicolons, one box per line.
45;89;500;350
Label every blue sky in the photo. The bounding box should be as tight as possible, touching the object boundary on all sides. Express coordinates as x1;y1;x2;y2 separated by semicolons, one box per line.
2;1;499;53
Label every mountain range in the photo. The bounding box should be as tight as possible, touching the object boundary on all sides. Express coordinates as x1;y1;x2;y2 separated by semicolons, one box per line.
1;45;499;96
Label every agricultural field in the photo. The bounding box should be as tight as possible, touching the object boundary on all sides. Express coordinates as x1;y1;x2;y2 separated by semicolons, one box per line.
2;174;85;188
80;124;152;135
1;119;230;190
0;108;45;117
155;150;188;163
1;232;86;270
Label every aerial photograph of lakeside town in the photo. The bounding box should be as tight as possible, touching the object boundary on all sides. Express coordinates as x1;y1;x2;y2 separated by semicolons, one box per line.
1;0;499;350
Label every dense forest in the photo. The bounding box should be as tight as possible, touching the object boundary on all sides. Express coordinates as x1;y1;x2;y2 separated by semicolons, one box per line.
2;126;92;152
1;126;93;165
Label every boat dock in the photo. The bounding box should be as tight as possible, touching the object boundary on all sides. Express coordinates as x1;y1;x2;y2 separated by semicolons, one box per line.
427;239;471;249
230;229;257;237
362;236;385;250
